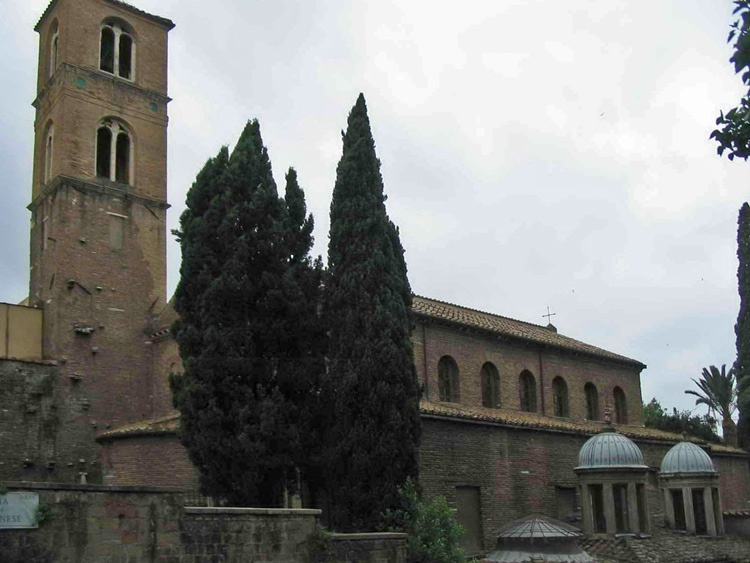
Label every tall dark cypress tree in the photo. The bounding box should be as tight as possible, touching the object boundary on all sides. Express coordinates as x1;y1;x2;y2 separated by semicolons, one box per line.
171;121;324;505
324;94;421;530
736;202;750;449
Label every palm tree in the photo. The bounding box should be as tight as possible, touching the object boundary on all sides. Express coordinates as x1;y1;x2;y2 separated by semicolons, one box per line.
685;364;738;446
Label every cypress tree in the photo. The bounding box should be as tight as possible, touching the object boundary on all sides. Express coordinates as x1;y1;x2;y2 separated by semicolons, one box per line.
171;121;323;505
323;94;421;530
736;202;750;449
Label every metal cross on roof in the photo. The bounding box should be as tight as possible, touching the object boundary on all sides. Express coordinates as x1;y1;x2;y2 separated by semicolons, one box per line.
543;306;556;324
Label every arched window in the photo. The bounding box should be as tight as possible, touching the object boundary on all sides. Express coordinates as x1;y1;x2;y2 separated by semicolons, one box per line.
96;119;132;184
438;356;459;403
614;387;628;424
49;20;59;78
585;383;599;421
552;376;569;417
519;370;537;412
43;122;54;184
100;21;135;80
481;362;500;408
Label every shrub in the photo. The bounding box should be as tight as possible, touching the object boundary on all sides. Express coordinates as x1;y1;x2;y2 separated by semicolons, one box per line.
382;478;465;563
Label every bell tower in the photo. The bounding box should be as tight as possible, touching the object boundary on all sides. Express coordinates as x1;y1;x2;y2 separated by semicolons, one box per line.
29;0;174;433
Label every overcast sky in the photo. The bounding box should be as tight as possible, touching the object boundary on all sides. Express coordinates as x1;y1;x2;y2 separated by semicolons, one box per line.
1;0;748;420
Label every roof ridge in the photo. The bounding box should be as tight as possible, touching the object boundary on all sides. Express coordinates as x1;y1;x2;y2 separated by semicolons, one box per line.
413;294;549;331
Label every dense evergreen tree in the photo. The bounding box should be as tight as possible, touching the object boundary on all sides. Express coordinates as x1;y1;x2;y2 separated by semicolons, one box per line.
171;121;324;506
323;94;421;530
736;202;750;448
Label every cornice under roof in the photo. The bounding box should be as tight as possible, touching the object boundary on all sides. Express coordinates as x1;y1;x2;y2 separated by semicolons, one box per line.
35;0;175;32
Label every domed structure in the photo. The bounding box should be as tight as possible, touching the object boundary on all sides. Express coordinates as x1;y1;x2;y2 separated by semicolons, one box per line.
574;431;650;537
577;432;647;469
659;442;723;536
660;441;716;474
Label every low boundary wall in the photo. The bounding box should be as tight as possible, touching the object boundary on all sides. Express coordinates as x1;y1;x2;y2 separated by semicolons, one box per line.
0;483;406;562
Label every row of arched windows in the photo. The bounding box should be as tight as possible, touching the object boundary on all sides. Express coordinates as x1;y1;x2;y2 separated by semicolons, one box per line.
436;355;629;423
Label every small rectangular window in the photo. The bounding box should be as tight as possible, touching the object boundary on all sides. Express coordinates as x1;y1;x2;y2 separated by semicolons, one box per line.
108;214;126;249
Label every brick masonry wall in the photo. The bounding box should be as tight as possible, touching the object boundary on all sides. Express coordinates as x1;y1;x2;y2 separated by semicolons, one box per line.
413;320;644;425
419;416;750;554
101;434;199;489
29;181;167;432
151;336;181;418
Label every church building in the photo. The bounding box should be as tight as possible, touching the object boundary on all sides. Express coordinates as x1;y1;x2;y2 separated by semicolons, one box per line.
2;0;750;556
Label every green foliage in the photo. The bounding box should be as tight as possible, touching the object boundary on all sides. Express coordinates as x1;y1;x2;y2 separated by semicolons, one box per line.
171;120;324;507
322;94;421;531
712;1;750;160
736;203;750;448
382;479;465;563
34;501;55;526
685;365;738;428
643;398;721;442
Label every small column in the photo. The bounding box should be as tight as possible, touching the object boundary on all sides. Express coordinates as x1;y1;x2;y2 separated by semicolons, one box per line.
683;487;696;534
627;483;640;534
639;485;651;534
703;487;717;536
604;483;617;535
580;484;594;535
713;487;725;535
663;488;675;529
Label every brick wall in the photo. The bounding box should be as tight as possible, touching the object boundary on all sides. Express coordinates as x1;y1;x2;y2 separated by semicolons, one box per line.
101;433;199;489
413;320;644;425
419;415;750;554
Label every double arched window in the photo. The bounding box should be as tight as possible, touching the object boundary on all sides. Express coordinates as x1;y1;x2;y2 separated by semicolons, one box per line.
519;370;537;412
614;386;628;424
100;21;134;80
552;376;569;417
438;356;460;403
481;362;500;408
585;382;599;421
96;119;132;184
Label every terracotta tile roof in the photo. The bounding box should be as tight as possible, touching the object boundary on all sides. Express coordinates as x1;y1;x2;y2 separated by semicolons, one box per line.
413;296;645;368
96;411;180;440
420;401;746;454
35;0;175;31
151;296;645;369
98;401;745;456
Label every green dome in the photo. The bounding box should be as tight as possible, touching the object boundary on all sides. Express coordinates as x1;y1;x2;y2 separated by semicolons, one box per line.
660;442;716;474
577;432;646;469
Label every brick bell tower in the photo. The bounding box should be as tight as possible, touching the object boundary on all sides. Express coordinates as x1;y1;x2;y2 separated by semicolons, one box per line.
29;0;174;439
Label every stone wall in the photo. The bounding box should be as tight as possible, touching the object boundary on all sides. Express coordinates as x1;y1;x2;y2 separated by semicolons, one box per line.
0;358;102;484
0;483;406;563
311;533;408;563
